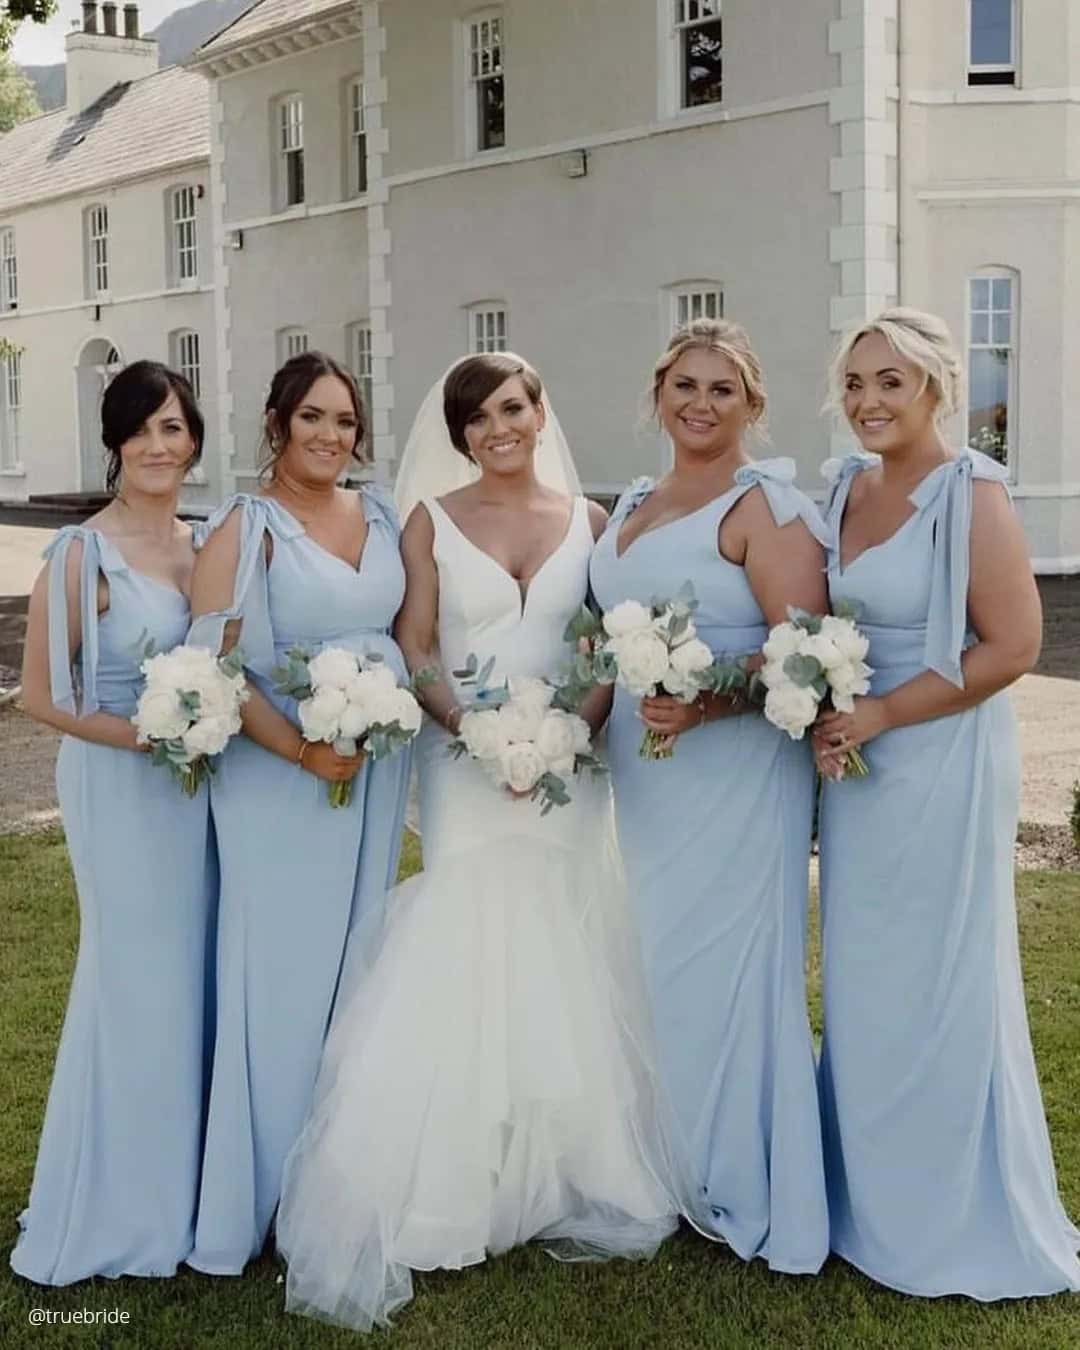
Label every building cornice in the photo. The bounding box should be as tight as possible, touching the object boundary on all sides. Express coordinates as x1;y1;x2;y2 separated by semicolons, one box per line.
904;87;1080;107
189;5;363;79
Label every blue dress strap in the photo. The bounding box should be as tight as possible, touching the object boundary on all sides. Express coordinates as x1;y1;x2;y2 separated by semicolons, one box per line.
611;476;654;525
187;494;302;676
41;525;117;716
360;482;401;540
910;447;1010;688
730;456;830;547
819;451;879;526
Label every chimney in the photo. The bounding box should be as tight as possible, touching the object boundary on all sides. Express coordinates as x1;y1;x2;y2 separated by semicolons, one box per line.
65;1;159;115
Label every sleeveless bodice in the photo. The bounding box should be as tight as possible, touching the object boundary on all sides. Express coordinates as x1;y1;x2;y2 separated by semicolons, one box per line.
44;526;192;718
426;495;592;691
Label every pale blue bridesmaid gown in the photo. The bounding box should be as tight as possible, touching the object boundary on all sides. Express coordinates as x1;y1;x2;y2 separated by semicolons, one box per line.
589;459;830;1274
186;487;411;1275
11;526;215;1286
818;448;1080;1299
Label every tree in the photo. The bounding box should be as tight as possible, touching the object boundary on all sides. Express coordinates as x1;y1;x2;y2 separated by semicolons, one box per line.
1;1;56;54
0;48;39;131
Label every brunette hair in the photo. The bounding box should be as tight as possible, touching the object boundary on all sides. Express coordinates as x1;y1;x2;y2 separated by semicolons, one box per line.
442;352;543;459
259;350;367;475
101;360;204;494
650;318;768;431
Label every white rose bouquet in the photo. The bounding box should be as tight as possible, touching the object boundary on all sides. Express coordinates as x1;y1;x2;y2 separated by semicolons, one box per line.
760;608;873;777
132;643;248;796
448;670;604;814
560;583;749;760
273;645;425;807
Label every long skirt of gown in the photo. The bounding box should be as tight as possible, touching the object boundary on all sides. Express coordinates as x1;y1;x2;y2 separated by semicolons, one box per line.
276;720;677;1331
11;738;215;1285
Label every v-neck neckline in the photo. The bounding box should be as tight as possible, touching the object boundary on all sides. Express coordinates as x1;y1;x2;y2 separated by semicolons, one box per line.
833;458;953;577
431;496;579;618
263;490;371;574
613;481;735;561
88;527;191;600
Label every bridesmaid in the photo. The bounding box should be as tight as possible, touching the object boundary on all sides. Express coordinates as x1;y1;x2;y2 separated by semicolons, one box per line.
12;362;214;1284
814;307;1080;1299
186;351;411;1275
590;318;830;1274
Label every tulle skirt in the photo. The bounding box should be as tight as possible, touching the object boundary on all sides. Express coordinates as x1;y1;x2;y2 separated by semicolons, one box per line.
276;735;677;1331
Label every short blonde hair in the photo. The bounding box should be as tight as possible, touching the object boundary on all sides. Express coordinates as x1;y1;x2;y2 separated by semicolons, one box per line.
827;307;964;424
651;318;768;430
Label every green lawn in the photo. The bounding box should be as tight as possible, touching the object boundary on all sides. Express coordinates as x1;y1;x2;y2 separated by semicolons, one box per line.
1;831;1078;1349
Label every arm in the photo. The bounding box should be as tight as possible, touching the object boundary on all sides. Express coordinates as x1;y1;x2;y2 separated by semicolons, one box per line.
816;482;1040;763
189;510;361;783
20;543;143;750
394;504;463;734
577;499;615;734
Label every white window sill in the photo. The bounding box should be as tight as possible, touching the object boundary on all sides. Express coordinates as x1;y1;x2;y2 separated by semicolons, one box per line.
0;464;26;477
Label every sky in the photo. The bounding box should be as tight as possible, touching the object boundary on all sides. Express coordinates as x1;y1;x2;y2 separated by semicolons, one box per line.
13;0;193;65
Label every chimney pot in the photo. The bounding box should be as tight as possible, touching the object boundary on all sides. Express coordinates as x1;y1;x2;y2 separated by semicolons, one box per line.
123;4;139;38
101;2;117;36
82;1;98;34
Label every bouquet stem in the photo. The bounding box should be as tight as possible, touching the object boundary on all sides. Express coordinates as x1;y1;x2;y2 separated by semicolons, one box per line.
639;728;676;760
328;779;354;809
178;760;208;798
842;747;870;778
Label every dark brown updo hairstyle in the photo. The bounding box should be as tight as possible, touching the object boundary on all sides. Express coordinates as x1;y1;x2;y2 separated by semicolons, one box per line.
442;352;543;461
259;350;367;476
101;359;204;494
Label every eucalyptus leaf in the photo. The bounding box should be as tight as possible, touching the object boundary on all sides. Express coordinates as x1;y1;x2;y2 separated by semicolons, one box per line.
783;653;824;688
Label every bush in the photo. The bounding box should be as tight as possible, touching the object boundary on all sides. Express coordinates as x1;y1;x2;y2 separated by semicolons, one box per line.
1071;780;1080;851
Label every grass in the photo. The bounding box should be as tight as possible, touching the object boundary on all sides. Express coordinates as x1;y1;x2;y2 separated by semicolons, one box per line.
0;831;1078;1349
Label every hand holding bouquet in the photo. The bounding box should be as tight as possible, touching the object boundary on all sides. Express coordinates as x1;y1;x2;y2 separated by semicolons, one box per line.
760;608;873;777
449;671;604;814
274;646;424;807
132;643;248;796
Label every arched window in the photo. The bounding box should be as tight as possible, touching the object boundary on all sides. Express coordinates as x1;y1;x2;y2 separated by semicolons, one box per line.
466;301;508;353
169;184;199;284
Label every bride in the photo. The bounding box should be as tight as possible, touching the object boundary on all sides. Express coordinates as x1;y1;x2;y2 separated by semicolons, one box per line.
275;353;678;1331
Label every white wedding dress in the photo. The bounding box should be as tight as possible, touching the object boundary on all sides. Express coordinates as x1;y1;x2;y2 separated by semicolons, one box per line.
276;496;678;1331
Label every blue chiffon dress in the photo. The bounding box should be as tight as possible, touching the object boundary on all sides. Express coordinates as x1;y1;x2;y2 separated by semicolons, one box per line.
186;487;411;1275
10;526;215;1286
818;448;1080;1299
589;459;830;1274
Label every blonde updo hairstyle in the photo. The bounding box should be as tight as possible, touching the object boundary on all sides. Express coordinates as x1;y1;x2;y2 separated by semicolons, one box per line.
827;307;964;425
650;318;768;436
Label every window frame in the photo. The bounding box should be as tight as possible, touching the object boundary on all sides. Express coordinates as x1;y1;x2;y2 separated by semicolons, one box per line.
348;320;374;417
1;348;23;473
966;267;1019;474
669;282;724;333
347;77;368;197
967;0;1018;87
277;94;306;208
170;184;199;286
172;328;202;400
86;203;110;298
673;0;723;112
0;228;17;311
465;9;505;156
467;302;509;354
278;327;311;364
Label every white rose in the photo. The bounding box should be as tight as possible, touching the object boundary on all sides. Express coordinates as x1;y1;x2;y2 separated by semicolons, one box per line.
497;696;546;744
669;637;714;678
499;743;546;794
827;660;873;713
338;701;371;739
661;669;697;700
612;629;671;696
298;685;348;741
569;715;592;754
547;754;576;778
134;687;190;741
819;615;871;664
799;632;846;672
459;709;509;760
369;686;422;735
762;622;804;664
506;676;554;711
361;659;399;693
759;659;789;691
182;714;234;758
308;647;360;691
534;710;577;766
344;668;387;716
764;683;820;739
602;600;654;638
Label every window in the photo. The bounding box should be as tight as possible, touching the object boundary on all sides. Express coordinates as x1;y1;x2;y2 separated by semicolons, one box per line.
349;322;373;416
171;185;198;284
468;12;505;152
469;304;508;353
86;204;109;296
969;0;1016;85
348;79;367;196
671;283;723;331
173;330;201;399
1;349;22;472
675;0;723;109
0;229;16;311
279;328;310;363
279;95;305;207
967;270;1017;468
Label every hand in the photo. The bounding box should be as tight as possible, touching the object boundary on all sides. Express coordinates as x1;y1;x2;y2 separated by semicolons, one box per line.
813;696;889;775
299;740;366;783
639;693;705;739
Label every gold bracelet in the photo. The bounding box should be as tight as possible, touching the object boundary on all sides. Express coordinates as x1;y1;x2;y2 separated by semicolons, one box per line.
296;738;310;768
446;707;463;737
697;697;708;727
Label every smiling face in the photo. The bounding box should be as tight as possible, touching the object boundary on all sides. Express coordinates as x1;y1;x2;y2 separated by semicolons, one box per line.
657;348;752;459
117;391;196;496
461;374;546;477
273;373;360;485
843;331;940;456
